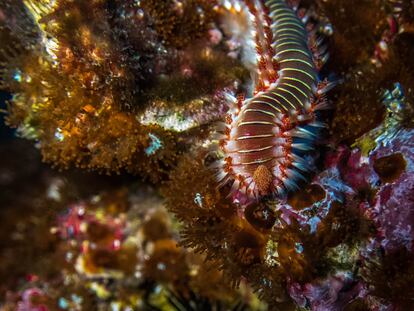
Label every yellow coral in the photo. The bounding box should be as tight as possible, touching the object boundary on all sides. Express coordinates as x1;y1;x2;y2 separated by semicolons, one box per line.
140;0;217;48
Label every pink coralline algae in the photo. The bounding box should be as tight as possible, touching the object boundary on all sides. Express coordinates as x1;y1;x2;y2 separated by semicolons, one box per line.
335;129;414;252
17;288;49;311
289;273;364;311
368;129;414;251
281;126;414;310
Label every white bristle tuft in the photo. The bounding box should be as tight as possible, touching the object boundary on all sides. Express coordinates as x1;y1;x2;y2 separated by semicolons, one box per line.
291;161;310;172
297;126;318;138
208;159;225;169
212;132;226;140
309;121;326;128
215;122;228;131
292;143;313;151
282;177;299;191
286;168;307;182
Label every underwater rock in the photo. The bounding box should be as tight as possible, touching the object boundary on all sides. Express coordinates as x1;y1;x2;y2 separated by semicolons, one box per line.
288;273;364;311
368;129;414;251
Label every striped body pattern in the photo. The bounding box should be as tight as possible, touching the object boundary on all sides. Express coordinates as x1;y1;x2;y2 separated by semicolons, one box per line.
214;0;331;200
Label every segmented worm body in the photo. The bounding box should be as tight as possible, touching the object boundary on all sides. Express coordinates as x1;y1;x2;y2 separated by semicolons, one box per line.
215;0;330;200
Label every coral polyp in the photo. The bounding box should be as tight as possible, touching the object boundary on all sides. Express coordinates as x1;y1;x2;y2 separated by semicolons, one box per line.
213;0;331;200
